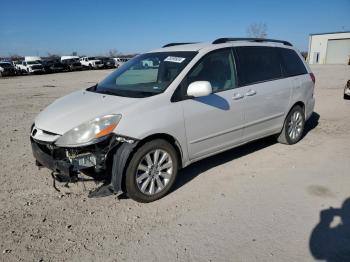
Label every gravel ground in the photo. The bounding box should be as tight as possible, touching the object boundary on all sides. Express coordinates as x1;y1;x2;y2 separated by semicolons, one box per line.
0;65;349;262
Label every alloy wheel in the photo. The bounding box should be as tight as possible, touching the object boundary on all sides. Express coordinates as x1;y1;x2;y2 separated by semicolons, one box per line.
135;149;173;195
288;111;303;140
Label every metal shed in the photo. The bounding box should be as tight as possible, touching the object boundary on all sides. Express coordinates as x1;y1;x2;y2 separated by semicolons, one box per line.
308;31;350;64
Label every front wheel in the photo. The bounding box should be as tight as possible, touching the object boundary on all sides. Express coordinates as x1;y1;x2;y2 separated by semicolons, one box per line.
277;105;305;145
125;139;178;202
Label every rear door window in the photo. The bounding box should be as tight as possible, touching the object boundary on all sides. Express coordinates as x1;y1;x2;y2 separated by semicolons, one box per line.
235;46;282;86
279;48;307;77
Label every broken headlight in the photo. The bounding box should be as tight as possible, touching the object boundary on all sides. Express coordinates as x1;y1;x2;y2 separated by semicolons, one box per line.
55;114;121;147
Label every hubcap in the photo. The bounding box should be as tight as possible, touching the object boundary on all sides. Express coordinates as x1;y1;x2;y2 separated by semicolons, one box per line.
288;111;303;140
136;149;173;195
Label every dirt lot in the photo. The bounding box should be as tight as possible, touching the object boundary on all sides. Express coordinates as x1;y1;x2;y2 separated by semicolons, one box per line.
0;65;349;262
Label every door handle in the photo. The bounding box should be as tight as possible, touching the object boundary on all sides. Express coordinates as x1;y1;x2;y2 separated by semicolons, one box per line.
232;93;244;100
245;89;257;96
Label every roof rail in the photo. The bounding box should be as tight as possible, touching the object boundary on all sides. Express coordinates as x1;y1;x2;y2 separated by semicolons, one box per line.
162;42;197;48
212;38;292;46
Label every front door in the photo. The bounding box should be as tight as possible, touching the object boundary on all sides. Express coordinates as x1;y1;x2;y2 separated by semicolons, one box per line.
180;49;245;160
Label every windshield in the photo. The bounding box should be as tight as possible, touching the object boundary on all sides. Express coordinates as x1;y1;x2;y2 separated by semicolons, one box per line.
94;51;197;98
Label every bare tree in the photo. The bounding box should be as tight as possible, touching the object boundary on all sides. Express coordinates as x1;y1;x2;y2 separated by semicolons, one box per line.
108;49;121;57
300;51;308;61
47;52;60;59
246;22;268;38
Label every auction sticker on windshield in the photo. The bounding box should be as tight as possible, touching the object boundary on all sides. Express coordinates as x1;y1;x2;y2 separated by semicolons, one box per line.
164;56;186;63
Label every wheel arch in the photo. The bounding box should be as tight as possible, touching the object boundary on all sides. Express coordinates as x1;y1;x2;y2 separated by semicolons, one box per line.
135;133;184;169
279;101;306;134
290;101;305;116
110;133;184;193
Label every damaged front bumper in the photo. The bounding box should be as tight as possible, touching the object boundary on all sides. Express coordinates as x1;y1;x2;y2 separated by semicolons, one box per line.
31;135;117;178
30;123;139;196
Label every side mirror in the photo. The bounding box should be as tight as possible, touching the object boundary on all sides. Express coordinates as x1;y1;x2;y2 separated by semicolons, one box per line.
187;81;213;97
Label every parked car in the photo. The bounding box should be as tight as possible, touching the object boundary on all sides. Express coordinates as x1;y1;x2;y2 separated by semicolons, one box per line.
61;57;83;71
79;57;103;69
16;60;44;74
0;62;16;77
41;59;67;73
30;38;315;202
344;80;350;99
113;57;129;68
98;57;116;69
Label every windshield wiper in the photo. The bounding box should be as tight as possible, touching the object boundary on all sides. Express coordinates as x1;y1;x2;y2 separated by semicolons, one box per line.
96;89;118;96
89;86;158;98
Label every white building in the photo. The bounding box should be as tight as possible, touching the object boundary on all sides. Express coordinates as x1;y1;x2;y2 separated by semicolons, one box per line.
308;31;350;64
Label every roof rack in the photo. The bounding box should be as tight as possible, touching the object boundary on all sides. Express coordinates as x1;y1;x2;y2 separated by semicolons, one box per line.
162;42;197;48
212;38;292;46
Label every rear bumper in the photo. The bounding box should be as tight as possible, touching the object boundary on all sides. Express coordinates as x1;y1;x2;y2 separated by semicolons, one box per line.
306;97;315;120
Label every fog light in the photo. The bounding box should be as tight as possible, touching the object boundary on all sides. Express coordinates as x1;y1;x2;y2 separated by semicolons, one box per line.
70;153;97;168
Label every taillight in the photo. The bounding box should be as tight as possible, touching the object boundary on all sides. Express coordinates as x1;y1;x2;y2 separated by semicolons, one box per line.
309;73;315;85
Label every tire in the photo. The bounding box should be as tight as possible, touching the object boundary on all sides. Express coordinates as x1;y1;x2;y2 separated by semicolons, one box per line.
125;139;179;203
89;64;92;70
277;105;305;145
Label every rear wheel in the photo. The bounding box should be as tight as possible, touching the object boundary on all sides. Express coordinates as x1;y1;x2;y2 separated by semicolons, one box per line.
277;105;305;145
125;139;178;202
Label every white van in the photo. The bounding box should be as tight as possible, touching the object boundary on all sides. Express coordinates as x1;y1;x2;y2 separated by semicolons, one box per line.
31;38;315;202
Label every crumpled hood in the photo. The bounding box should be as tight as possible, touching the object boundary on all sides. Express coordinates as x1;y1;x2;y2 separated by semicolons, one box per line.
35;90;136;135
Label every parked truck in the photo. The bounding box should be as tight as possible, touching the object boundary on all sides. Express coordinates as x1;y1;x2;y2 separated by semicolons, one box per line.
79;57;103;69
61;56;83;71
16;56;44;74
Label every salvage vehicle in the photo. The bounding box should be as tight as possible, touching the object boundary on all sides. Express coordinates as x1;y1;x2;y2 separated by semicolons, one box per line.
98;57;116;69
79;56;104;69
344;80;350;100
16;60;44;74
113;57;129;68
0;62;16;77
61;57;83;71
41;59;66;73
31;38;315;202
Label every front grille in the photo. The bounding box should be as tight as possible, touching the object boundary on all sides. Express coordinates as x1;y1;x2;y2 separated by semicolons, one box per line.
34;140;66;159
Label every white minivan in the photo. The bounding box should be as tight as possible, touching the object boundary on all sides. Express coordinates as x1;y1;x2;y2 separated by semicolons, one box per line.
31;38;315;202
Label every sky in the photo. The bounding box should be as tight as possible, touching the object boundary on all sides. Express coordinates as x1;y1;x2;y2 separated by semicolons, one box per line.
0;0;349;56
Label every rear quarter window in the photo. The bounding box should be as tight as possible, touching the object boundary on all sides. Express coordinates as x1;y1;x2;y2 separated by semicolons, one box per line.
235;46;282;86
279;48;308;77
